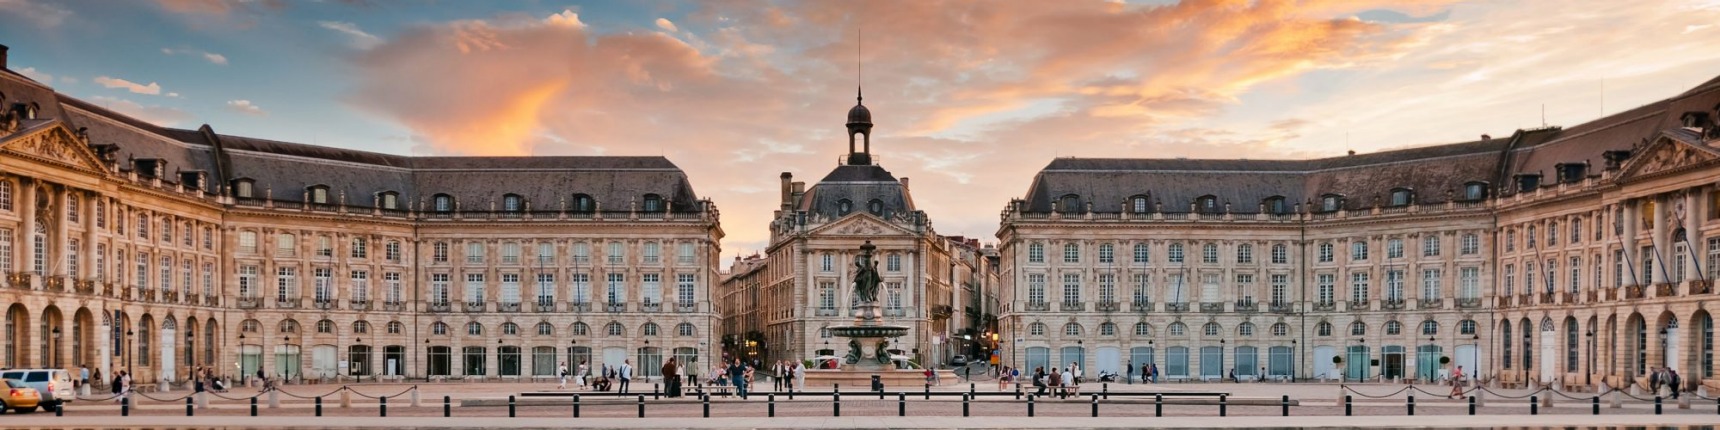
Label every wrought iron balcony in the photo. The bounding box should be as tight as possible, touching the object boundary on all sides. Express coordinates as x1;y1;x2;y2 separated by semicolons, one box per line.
604;302;626;313
1418;298;1445;310
641;302;662;313
1690;279;1713;295
1096;301;1120;312
75;280;96;295
1059;302;1085;312
1233;300;1258;312
883;307;908;317
1024;302;1050;312
428;301;451;312
1381;299;1405;311
276;298;302;309
237;297;263;309
383;301;406;311
815;308;840;317
1456;297;1482;309
1130;301;1153;313
1624;285;1645;299
535;301;557;313
498;302;522;313
1538;294;1554;304
1165;303;1190;313
675;302;698;313
1199;302;1224;313
314;299;336;310
1585;290;1599;303
464;301;487;312
1346;301;1371;312
348;300;370;311
203;295;220;307
1268;301;1294;313
1311;301;1335;312
1654;283;1676;297
568;302;592;312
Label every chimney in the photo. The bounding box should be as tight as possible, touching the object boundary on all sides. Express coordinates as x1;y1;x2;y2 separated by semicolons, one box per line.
790;181;805;201
779;172;793;209
0;44;8;70
1481;134;1491;141
899;177;910;190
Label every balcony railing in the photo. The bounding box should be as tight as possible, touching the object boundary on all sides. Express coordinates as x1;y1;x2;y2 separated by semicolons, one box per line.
569;302;592;312
641;302;662;313
883;307;907;317
1165;303;1190;313
428;301;451;312
1025;302;1050;312
605;302;626;313
1691;279;1713;295
237;297;263;309
675;302;698;313
463;301;487;312
1558;292;1575;304
314;299;336;310
498;302;521;313
276;298;302;309
1456;297;1482;309
1624;285;1646;299
1538;294;1554;304
1311;302;1335;312
382;301;406;311
1130;301;1153;313
1347;301;1371;312
75;280;96;295
1096;301;1120;312
815;308;840;317
1418;299;1445;310
1654;283;1676;297
1234;300;1258;312
535;302;557;313
1381;299;1405;311
1199;302;1224;313
349;300;370;311
1060;302;1085;312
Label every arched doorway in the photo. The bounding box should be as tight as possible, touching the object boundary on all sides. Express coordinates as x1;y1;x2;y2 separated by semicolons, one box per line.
1539;317;1556;384
1695;311;1714;380
1658;312;1679;372
74;308;95;371
138;314;154;382
160;315;177;383
40;305;63;369
6;304;30;368
1626;313;1646;376
202;318;218;374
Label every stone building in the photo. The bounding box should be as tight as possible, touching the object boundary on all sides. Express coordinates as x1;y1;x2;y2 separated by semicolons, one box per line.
997;75;1720;391
717;92;989;368
0;45;724;385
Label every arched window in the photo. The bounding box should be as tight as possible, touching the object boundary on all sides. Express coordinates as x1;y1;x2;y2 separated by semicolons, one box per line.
1133;322;1153;336
1263;196;1287;214
1458;319;1476;335
386;321;402;334
1203;322;1221;337
1099;322;1117;336
1421;320;1439;336
433;194;454;213
837;199;853;215
641;194;663;212
1168;322;1187;336
1238;322;1255;337
676;323;695;337
1029;323;1047;336
1389;188;1413;206
572;322;590;336
537;322;554;336
466;322;483;335
431;322;448;335
501;322;519;336
606;322;624;336
279;319;299;334
1320;194;1343;212
1058;194;1082;214
308;185;331;204
642;323;660;337
1385;320;1402;335
867;199;884;216
352;320;370;334
1462;182;1488;201
316;319;334;333
1130;195;1150;213
571;194;595;212
241;319;261;333
1349;321;1367;336
1316;322;1332;336
1063;323;1083;336
503;194;523;212
1271;323;1289;336
1195;195;1218;213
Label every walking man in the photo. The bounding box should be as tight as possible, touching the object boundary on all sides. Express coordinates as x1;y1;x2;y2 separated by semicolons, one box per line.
557;362;569;389
1125;362;1134;384
618;360;634;393
729;357;750;399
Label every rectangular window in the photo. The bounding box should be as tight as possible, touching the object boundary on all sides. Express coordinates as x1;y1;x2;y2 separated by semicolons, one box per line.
136;252;149;290
1201;244;1218;264
1169;244;1185;263
819;281;836;309
159;256;173;293
1423;236;1441;257
677;242;695;265
1064;244;1080;263
1349;272;1369;302
570;273;590;304
1269;274;1288;305
351;237;368;259
1271;244;1287;264
181;260;192;294
502;242;520;265
276;266;297;301
467;242;485;264
641;273;661;304
1235;273;1254;303
430;273;450;304
1421;268;1442;301
351;270;370;302
1168;273;1186;303
537;242;554;265
317;236;333;257
1098;273;1116;303
66;239;79;278
1237;245;1253;264
1506;230;1515;252
677;274;696;304
385;272;403;303
202;263;214;297
1134;244;1150;264
1615;249;1626;287
1569;256;1581;293
1641;246;1654;285
239;231;257;253
1387;239;1404;259
1132;273;1150;304
536;274;554;304
465;273;486;303
886;281;904;310
1062;273;1081;303
606;242;624;265
95;243;105;281
1460;267;1479;299
238;265;258;298
1384;270;1403;302
1503;263;1515;295
887;253;902;271
432;242;448;263
605;273;625;304
820;254;833;272
0;229;13;276
1317;244;1332;263
1027;274;1046;304
387;241;403;262
500;273;520;304
643;242;660;264
571;242;590;265
1028;244;1045;263
1351;242;1368;261
314;267;333;302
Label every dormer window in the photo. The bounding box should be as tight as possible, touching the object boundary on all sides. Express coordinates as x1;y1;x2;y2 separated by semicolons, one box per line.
1130;195;1150;213
232;179;255;199
308;185;330;204
433;194;454;213
1320;194;1343;213
1263;196;1287;214
1462;182;1488;201
571;194;594;212
1058;194;1081;214
133;159;164;177
1514;174;1541;193
179;171;205;191
379;191;399;210
1195;195;1218;213
1389;188;1413;207
837;199;853;215
868;199;884;216
503;194;523;212
642;194;663;212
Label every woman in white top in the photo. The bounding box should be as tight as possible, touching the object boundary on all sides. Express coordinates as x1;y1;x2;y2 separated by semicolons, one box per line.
557;362;569;389
793;362;806;391
576;361;590;390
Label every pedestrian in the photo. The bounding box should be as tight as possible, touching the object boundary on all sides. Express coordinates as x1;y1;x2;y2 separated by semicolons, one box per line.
1070;361;1083;384
1228;368;1237;383
557;362;569;389
1649;367;1662;395
121;371;133;402
1059;367;1075;399
773;360;785;392
1150;363;1159;383
255;368;265;388
792;361;805;392
619;359;633;393
662;357;680;398
1448;366;1466;399
576;360;589;390
997;366;1011;391
1032;367;1048;396
1669;368;1681;399
1125;362;1133;385
728;357;750;399
78;364;89;390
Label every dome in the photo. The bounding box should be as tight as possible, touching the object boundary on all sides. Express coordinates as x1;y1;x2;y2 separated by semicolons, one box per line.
846;102;872;126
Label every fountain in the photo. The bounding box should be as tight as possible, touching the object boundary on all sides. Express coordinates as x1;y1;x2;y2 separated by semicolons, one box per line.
827;240;910;369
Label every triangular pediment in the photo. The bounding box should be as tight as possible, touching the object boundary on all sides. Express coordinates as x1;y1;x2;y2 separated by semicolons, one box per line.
806;212;917;237
1616;130;1720;182
0;121;111;176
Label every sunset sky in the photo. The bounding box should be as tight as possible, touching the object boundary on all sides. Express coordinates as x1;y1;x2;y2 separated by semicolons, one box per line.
4;0;1720;258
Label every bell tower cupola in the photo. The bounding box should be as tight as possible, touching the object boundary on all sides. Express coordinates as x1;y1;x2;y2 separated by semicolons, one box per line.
846;87;874;165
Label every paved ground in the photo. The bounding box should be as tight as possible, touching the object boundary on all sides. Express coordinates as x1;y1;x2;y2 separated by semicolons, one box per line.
12;379;1708;427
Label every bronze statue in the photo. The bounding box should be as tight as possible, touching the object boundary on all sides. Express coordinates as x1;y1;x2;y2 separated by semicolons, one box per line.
853;241;882;304
845;338;862;364
874;339;890;364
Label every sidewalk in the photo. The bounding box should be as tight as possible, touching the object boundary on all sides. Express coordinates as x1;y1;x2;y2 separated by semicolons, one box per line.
7;413;1716;428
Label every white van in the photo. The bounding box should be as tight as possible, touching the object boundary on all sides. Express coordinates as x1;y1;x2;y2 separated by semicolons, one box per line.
0;369;74;411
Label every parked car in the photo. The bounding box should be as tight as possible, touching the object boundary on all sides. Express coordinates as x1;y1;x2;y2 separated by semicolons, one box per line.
948;355;968;367
0;379;41;414
0;369;74;411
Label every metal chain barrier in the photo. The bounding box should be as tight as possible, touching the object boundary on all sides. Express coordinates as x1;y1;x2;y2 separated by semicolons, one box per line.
1474;386;1547;400
1340;384;1415;399
78;392;127;402
348;385;417;399
273;386;348;400
132;390;196;402
206;390;268;401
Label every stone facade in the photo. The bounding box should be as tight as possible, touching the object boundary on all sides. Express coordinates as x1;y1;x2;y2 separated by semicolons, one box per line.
0;50;724;386
997;75;1720;390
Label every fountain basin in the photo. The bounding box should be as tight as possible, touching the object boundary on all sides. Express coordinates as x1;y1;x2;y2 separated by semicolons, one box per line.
828;325;909;338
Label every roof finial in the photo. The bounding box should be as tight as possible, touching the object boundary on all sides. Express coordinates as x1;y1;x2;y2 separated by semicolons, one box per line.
856;25;863;105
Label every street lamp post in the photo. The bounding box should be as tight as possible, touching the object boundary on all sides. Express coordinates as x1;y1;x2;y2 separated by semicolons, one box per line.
1471;334;1480;383
125;329;134;376
1585;330;1594;386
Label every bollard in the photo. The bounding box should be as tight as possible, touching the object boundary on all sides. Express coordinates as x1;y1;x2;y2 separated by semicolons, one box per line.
1103;383;1109;399
971;382;976;397
1090;394;1098;417
925;383;931;400
509;395;516;418
1592;396;1599;415
380;395;387;417
834;392;841;417
899;392;906;416
574;394;581;418
1530;395;1538;415
769;394;776;417
1345;395;1352;416
122;397;130;416
1408;394;1415;416
1468;395;1476;415
251;396;258;416
1028;394;1035;417
188;396;195;416
1220;393;1228;417
1655;396;1662;415
637;395;645;418
444;395;451;417
1282;394;1290;416
411;388;420;408
654;383;660;400
964;393;971;417
315;396;323;417
701;393;709;418
1155;393;1163;417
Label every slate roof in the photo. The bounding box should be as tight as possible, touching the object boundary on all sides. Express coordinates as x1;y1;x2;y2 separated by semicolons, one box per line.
797;164;916;218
